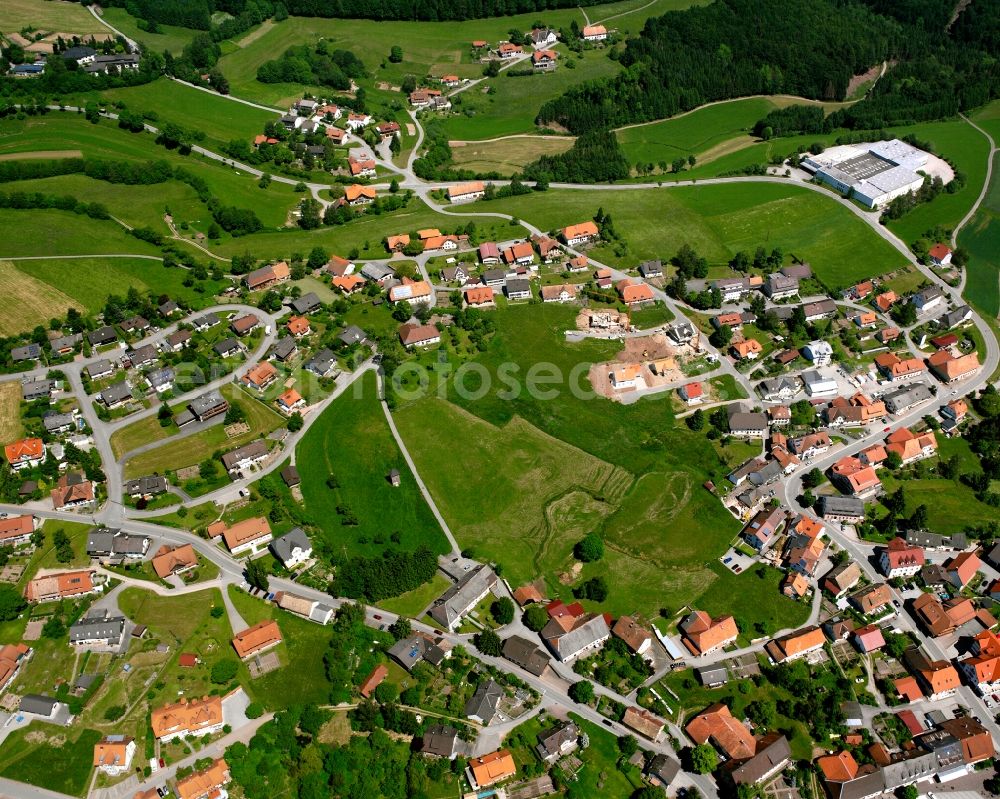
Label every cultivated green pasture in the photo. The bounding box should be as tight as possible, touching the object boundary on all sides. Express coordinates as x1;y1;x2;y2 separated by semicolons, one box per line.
0;114;301;229
297;370;450;560
2;0;107;34
0;209;161;258
92;78;279;147
479;184;907;288
392;304;742;618
960;101;1000;318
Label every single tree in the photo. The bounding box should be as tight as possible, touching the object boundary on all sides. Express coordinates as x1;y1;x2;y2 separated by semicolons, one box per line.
691;743;719;774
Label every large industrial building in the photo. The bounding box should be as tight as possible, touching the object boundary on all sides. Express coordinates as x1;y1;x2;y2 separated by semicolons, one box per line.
800;139;930;209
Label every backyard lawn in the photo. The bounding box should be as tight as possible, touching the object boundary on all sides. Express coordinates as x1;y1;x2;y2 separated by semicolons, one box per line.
0;726;101;797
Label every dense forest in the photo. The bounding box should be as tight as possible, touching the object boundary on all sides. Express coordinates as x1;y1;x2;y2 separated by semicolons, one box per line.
536;0;898;134
256;43;365;89
521;130;630;183
538;0;1000;135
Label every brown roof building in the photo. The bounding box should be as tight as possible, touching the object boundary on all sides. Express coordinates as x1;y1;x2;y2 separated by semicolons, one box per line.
231;620;282;659
680;610;738;656
611;616;652;656
765;626;825;663
151;544;197;579
622;706;665;740
151;696;223;740
686;703;756;760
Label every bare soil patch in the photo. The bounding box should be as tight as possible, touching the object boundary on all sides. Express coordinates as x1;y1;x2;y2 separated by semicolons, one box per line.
0;150;83;160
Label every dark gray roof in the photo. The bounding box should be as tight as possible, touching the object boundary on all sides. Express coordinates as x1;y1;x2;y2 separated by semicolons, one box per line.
781;263;813;279
128;343;158;366
290;292;321;314
543;614;610;661
338;326;366;346
270;527;311;562
482;268;506;284
62;46;96;60
146;368;174;388
159;301;180;315
306;349;337;375
87;528;150;556
11;343;41;361
22;378;55;401
361;263;395;281
43;412;76;433
189;392;227;419
86;359;114;378
271;337;297;361
69;614;125;645
429;565;498;628
19;694;58;715
726;733;791;785
420;724;459;757
87;326;117;346
464;679;503;723
696;665;729;685
646;753;680;785
728;409;768;432
536;721;578;759
883;383;933;413
638;259;663;277
193;312;220;329
388;634;433;671
214;337;241;356
124;475;167;496
502;635;551;676
100;380;133;405
49;333;82;352
505;278;531;295
221;440;268;470
819;495;866;517
281;465;300;486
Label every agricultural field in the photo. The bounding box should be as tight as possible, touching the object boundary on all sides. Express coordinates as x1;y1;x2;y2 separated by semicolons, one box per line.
213;0;696;109
0;114;301;230
0;382;23;442
449;135;573;174
0;259;225;337
0;726;100;797
297;370;450;560
0;210;161;260
393;304;742;619
480;184;907;289
90;78;279;149
2;0;107;35
439;47;624;141
959;102;1000;319
97;7;197;55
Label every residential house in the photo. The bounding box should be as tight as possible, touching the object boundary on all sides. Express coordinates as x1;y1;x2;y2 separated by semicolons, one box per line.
885;427;938;464
611;616;652;657
98;380;133;409
679;382;703;404
87;527;150;558
505;278;532;301
855;311;878;328
540;284;579;303
725;734;792;787
420;724;460;759
686;703;756;761
765;626;826;663
582;24;608;41
944;551;980;589
274;592;334;625
802;299;837;321
819;495;865;523
906;649;961;700
447;181;486;203
230;314;259;337
875;352;926;382
732;339;763;360
958;630;1000;696
680;610;738;656
877;327;901;344
126;343;158;369
528;27;557;47
875;291;898;312
758;376;798;402
542;612;610;662
823;562;861;598
242;361;278;391
276;388;305;414
502;635;551;678
232;620;282;659
270;336;298;363
879;537;925;578
398;323;441;349
533;235;560;262
49;333;82;355
536;721;579;763
69;610;126;652
305;349;337;378
764;273;799;299
93;735;136;776
51;476;94;510
270;527;312;568
561;221;599;246
478;242;502;264
192;313;220;332
221;440;269;477
928;243;953;266
849;583;892;617
0;515;35;548
467;750;516;790
803;340;833;366
175;759;230;799
829;457;882;498
609;364;642;390
388;279;432;303
151;544;198;579
344;184;377;205
503;242;535;267
928;350;981;384
464;286;496;308
10;343;40;363
938;305;973;329
87;326;117;347
145;367;174;394
429;565;498;630
911;286;946;313
728;408;768;438
623;706;665;741
789;431;831;459
22;378;57;402
245;261;290;291
4;437;45;470
165;329;192;351
24;569;100;602
348;155;377;178
465;679;504;725
218;516;271;555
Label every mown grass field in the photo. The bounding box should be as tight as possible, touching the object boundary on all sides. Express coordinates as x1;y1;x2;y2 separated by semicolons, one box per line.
0;210;162;259
482;184;906;289
3;0;107;34
377;572;450;617
0;382;23;442
0;726;100;797
449;135;573;174
297;369;450;559
0;259;224;337
91;78;278;149
97;7;197;55
0;114;301;230
440;47;624;141
393;304;742;619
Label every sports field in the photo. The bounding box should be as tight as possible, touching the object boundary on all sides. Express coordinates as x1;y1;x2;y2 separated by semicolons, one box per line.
392;304;742;618
450;135;574;174
297;370;450;559
481;184;906;288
